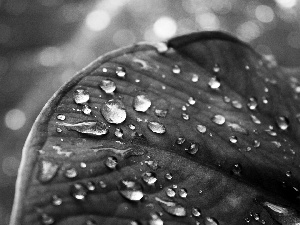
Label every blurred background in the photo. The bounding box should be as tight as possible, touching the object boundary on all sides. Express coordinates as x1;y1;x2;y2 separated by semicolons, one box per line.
1;0;300;223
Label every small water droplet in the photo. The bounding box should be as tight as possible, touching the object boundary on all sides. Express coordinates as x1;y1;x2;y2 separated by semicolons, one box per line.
73;88;89;104
129;124;136;130
232;100;242;109
182;113;189;120
38;160;59;183
250;114;261;124
115;128;124;138
82;105;92;115
56;127;62;133
286;171;292;177
41;214;54;225
229;136;238;144
276;116;289;130
87;181;96;191
172;65;181;74
211;115;226;125
101;99;127;124
133;95;151;112
262;96;268;104
142;171;157;185
145;160;158;170
118;180;144;201
265;129;277;136
204;217;219;225
154;109;168;118
59;121;109;136
56;114;65;121
192;207;201;217
178;188;187;198
208;77;220;89
253;140;260;148
166;188;176;197
149;213;164;225
247;97;258;110
197;124;207;134
213;63;220;73
176;137;185;145
80;162;87;168
165;173;172;180
148;121;166;134
192;74;199;82
99;79;116;94
70;183;88;200
116;66;126;78
52;195;62;206
223;96;231;103
155;197;187;217
64;168;78;178
231;164;242;176
188;97;196;105
105;156;118;169
99;180;107;188
186;143;199;155
155;42;168;53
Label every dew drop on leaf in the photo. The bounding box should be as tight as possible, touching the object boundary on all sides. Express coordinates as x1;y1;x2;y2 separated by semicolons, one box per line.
197;124;207;134
165;173;172;180
52;195;62;206
231;164;242;176
186;143;199;155
154;42;168;53
142;171;157;185
118;180;144;201
56;114;65;121
253;140;261;148
276;116;289;130
82;105;92;115
154;109;168;118
41;213;54;225
73;88;90;104
166;188;176;197
59;121;109;136
178;188;187;198
232;100;242;109
247;97;258;110
101;99;127;124
147;121;166;134
149;213;164;225
286;171;292;177
208;77;221;89
211;115;226;125
155;197;187;217
213;63;220;73
250;114;261;124
172;65;181;74
176;137;185;145
38;160;59;183
70;183;88;200
182;112;189;120
188;97;196;105
105;156;118;169
86;181;96;191
64;168;78;179
192;207;201;217
229;136;238;144
114;128;124;138
133;95;152;112
99;79;116;94
192;74;199;82
116;66;126;78
204;217;219;225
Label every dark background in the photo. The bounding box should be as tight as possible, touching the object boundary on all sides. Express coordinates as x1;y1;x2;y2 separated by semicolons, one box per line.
1;0;300;224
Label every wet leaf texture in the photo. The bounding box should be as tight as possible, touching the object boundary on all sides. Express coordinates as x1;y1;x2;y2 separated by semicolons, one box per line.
10;32;300;225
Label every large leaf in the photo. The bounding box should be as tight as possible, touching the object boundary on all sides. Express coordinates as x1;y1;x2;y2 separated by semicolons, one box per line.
10;31;300;225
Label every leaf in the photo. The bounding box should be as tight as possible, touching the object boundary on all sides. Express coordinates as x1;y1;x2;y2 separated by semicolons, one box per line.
10;31;300;225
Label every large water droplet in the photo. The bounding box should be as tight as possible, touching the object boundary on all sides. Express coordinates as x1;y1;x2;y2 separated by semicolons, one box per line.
172;65;181;74
211;115;226;125
116;66;126;78
276;116;289;130
155;197;186;217
99;79;116;94
101;99;127;124
70;183;88;200
133;95;151;112
73;88;89;104
197;124;207;134
59;121;109;136
148;121;166;134
155;109;168;118
38;160;59;183
247;97;258;110
204;217;219;225
142;171;157;185
118;180;144;201
105;156;118;169
208;77;220;89
41;214;54;225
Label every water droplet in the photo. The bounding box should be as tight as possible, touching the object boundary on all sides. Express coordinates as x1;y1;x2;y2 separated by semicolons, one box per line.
73;88;89;104
70;183;87;200
231;164;242;176
182;113;189;120
204;217;219;225
118;180;144;201
148;121;166;134
64;168;78;178
208;77;220;89
56;127;62;133
186;143;199;155
172;65;181;74
87;181;96;191
272;141;281;148
52;195;62;206
178;188;187;198
115;128;124;138
232;100;242;109
213;63;220;73
129;124;136;130
116;66;126;78
192;207;201;217
38;160;59;183
105;156;118;169
197;124;207;134
165;173;172;180
133;95;151;112
286;171;292;177
253;140;260;148
176;137;185;145
247;97;258;110
250;114;261;124
82;105;92;115
211;115;225;125
41;214;54;225
99;79;116;94
59;121;109;136
145;160;158;170
188;97;196;105
80;162;87;168
99;180;107;188
192;74;199;82
142;172;157;185
265;129;277;136
155;42;168;53
101;99;127;124
276;116;289;130
166;188;176;197
154;109;168;118
155;197;186;217
223;96;231;103
149;213;164;225
262;96;268;104
229;136;238;144
56;114;65;121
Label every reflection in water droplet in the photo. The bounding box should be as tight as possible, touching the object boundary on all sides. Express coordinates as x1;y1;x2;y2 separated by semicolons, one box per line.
232;100;242;109
41;214;54;225
38;160;59;183
178;188;187;198
155;109;168;118
52;195;62;206
276;116;289;130
64;168;78;178
192;74;199;82
197;124;207;134
148;121;166;134
116;66;126;78
142;172;157;185
165;173;172;180
133;95;152;112
82;105;92;115
99;79;116;94
176;137;185;145
188;97;196;105
59;121;109;136
208;77;220;89
118;180;144;201
250;114;261;124
211;115;225;125
56;114;65;121
172;65;181;74
149;213;164;225
105;156;118;169
204;217;219;225
192;207;201;217
229;136;238;144
247;97;258;110
166;188;176;197
70;183;88;200
101;99;127;124
115;128;124;138
73;88;89;104
155;197;186;217
231;164;242;176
